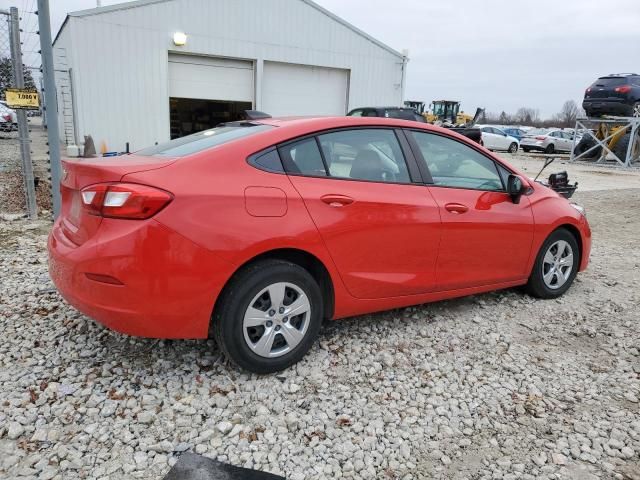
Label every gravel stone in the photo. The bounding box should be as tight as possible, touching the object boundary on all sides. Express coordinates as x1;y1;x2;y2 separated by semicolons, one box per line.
1;185;639;479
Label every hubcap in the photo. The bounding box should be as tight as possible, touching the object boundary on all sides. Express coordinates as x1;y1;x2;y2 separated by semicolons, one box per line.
542;240;574;290
242;282;311;358
633;104;640;118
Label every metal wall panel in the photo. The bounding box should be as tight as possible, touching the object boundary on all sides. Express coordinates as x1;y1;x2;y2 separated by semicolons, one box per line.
168;54;253;102
263;61;348;116
57;0;405;152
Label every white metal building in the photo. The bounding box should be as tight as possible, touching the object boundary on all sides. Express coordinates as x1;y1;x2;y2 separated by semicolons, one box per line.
53;0;408;153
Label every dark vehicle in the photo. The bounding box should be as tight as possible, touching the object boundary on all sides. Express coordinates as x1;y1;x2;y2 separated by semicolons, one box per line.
583;74;640;117
347;106;426;123
348;106;483;144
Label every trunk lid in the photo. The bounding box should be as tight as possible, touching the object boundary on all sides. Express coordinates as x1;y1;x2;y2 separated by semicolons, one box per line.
587;77;628;99
59;155;175;246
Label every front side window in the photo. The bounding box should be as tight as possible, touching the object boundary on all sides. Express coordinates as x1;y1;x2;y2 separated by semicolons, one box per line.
317;129;411;183
410;131;504;191
348;109;364;117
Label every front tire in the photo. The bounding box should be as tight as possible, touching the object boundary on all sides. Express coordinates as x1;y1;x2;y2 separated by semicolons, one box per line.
526;229;580;299
508;142;518;154
545;144;555;154
212;259;323;373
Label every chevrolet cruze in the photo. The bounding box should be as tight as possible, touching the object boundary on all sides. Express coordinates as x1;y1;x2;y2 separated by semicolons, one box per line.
48;117;591;373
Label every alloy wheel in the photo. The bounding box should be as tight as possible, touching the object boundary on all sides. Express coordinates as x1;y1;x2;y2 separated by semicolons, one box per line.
633;103;640;118
541;240;574;290
242;282;311;358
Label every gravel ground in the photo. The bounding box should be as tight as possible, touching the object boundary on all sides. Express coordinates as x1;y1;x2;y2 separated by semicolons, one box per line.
1;188;639;480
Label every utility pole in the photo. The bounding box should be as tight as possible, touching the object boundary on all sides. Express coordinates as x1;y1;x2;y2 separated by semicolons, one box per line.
37;0;62;218
9;7;38;219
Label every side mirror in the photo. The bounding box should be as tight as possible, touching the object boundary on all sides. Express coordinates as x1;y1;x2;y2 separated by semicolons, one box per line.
507;174;526;204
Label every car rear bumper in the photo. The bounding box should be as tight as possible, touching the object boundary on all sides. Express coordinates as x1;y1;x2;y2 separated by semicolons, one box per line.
520;140;547;151
520;144;546;151
48;218;233;339
582;99;633;116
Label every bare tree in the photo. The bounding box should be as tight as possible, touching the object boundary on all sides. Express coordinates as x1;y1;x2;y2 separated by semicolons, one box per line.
557;100;579;127
498;111;510;124
514;107;541;125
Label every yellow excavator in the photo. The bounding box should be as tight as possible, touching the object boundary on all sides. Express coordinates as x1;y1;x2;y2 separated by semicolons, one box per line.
404;100;476;126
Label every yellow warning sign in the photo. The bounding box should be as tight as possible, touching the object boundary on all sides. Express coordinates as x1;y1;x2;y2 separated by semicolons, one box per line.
5;88;40;109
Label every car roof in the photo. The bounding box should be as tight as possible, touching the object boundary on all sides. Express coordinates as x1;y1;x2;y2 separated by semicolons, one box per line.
214;116;474;150
255;116;425;128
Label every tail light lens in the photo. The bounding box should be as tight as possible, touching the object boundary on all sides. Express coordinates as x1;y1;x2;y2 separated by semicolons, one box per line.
2;114;10;122
80;183;173;219
535;136;546;140
614;85;631;93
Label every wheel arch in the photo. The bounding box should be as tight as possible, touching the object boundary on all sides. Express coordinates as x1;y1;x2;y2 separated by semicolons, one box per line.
558;223;583;265
209;248;335;337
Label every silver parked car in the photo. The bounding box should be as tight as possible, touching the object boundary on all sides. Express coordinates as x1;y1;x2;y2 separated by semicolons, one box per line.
520;129;575;154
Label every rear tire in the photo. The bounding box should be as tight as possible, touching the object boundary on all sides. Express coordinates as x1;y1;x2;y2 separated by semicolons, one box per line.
508;142;518;154
212;259;323;374
632;102;640;118
612;133;640;164
544;144;555;154
526;229;580;299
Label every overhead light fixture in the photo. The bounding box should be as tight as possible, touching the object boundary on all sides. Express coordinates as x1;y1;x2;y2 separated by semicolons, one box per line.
173;31;187;46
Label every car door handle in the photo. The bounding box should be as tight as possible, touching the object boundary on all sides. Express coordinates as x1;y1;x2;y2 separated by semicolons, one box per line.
444;203;469;214
321;194;354;207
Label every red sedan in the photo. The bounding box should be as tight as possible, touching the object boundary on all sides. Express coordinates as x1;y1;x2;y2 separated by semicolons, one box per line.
48;117;591;373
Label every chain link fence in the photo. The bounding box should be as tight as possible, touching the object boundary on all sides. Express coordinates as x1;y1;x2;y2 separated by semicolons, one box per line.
0;9;48;217
0;11;27;215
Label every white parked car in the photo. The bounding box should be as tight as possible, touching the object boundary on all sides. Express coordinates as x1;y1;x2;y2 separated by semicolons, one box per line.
478;126;520;153
0;103;18;132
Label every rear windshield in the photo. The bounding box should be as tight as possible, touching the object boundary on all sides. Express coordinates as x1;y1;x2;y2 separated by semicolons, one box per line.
593;77;627;87
527;128;548;135
137;123;274;157
385;109;415;120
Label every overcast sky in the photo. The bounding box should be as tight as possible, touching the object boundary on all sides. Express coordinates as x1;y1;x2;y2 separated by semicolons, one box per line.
2;0;639;118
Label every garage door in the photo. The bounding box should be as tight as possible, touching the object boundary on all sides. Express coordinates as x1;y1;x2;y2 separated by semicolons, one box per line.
168;54;254;102
262;62;349;116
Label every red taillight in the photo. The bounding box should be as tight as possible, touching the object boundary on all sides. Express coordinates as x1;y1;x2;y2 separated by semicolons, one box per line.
535;136;546;140
2;114;10;122
80;183;173;219
615;85;631;93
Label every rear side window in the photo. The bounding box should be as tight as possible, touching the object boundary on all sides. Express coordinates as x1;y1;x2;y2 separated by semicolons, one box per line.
410;131;504;191
248;148;284;173
278;138;327;176
317;129;411;183
137;124;273;157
